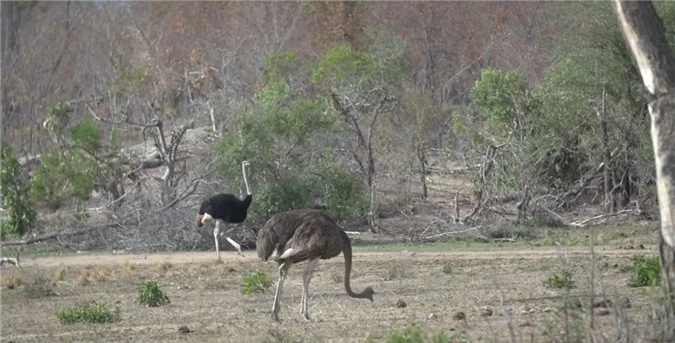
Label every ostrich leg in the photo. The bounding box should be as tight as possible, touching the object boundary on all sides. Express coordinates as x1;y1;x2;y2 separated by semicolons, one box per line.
222;223;244;256
272;261;292;321
301;258;319;321
213;221;223;261
225;235;243;256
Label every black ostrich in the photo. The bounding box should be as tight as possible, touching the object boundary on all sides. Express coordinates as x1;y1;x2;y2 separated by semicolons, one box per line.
257;208;374;321
197;161;252;261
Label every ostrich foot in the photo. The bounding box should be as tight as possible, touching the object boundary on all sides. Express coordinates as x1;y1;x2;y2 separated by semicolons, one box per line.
302;312;311;322
271;312;280;321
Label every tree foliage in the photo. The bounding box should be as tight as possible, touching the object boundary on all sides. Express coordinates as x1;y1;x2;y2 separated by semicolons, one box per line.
218;52;368;221
30;103;109;215
532;1;675;206
0;144;36;238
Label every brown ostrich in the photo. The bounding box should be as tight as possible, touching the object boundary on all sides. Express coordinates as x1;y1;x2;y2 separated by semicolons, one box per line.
257;208;374;321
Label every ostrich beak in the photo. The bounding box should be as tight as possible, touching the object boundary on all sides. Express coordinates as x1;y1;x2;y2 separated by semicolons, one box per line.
196;214;204;227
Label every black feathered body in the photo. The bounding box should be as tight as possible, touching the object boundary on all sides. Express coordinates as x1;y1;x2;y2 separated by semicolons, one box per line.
199;193;252;224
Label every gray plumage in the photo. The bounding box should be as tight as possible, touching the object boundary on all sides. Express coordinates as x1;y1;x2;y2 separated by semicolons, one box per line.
257;209;330;262
256;208;374;321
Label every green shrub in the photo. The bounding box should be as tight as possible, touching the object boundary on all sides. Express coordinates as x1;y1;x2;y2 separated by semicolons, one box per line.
625;255;660;287
543;269;575;289
366;325;458;343
136;280;170;307
242;270;272;295
0;144;36;238
57;301;120;324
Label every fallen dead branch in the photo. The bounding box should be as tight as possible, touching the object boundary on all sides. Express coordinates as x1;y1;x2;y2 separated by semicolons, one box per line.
568;209;639;227
419;225;486;242
0;224;114;248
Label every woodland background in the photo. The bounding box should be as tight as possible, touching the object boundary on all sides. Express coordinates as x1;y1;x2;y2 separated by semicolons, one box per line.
1;1;673;252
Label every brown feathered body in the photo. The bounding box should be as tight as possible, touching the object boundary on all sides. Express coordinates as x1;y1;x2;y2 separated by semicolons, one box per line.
257;208;331;262
256;208;374;321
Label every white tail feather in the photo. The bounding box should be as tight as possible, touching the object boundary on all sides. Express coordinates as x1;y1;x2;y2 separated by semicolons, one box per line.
279;248;294;259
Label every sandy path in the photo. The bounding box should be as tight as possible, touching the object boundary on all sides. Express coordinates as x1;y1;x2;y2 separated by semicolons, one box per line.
19;245;656;268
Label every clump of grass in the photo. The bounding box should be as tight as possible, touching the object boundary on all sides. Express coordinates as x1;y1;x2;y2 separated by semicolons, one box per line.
541;305;586;343
57;301;120;324
367;324;458;343
156;260;173;272
331;272;343;283
623;255;660;287
442;262;453;275
92;265;111;283
514;226;537;240
76;270;91;286
136;280;170;307
543;269;575;289
24;275;59;299
2;274;22;289
385;264;407;280
121;262;135;280
52;267;66;283
241;270;272;295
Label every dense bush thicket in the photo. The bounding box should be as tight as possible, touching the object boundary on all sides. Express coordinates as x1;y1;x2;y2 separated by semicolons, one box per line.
3;2;674;247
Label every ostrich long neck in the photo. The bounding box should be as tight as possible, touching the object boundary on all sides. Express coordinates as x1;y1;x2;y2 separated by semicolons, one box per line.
242;163;251;195
342;235;370;299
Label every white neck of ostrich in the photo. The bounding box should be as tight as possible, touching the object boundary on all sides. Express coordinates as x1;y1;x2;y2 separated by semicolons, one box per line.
242;162;251;196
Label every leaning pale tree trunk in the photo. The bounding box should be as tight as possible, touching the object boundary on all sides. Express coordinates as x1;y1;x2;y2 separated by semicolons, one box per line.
613;0;675;337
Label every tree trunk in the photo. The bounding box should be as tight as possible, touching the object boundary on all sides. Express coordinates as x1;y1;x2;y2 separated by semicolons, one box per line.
417;147;428;200
613;1;675;338
597;88;615;213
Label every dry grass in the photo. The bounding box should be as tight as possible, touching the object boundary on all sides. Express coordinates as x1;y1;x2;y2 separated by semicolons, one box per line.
75;270;91;286
2;274;22;289
52;267;66;284
156;260;173;273
93;265;111;282
121;262;135;280
0;244;665;342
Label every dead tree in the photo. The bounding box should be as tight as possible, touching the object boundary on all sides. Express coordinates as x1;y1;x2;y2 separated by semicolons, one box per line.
613;0;675;338
328;89;396;232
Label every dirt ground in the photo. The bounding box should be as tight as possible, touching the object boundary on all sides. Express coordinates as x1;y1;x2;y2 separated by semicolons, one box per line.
0;243;664;343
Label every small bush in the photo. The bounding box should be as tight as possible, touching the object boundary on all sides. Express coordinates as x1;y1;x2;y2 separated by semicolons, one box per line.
52;267;66;283
24;275;58;299
2;274;22;289
57;301;120;324
625;255;660;287
370;325;456;343
514;226;537;240
385;264;407;280
242;270;272;295
442;262;453;275
331;272;343;283
76;270;92;286
156;260;173;272
136;280;170;307
386;325;424;343
121;262;135;280
543;269;575;289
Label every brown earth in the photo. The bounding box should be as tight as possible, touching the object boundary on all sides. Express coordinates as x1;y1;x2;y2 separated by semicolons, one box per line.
0;244;662;343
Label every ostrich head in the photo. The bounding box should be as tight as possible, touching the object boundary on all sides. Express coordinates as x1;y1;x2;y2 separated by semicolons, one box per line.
241;160;252;195
362;287;375;302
